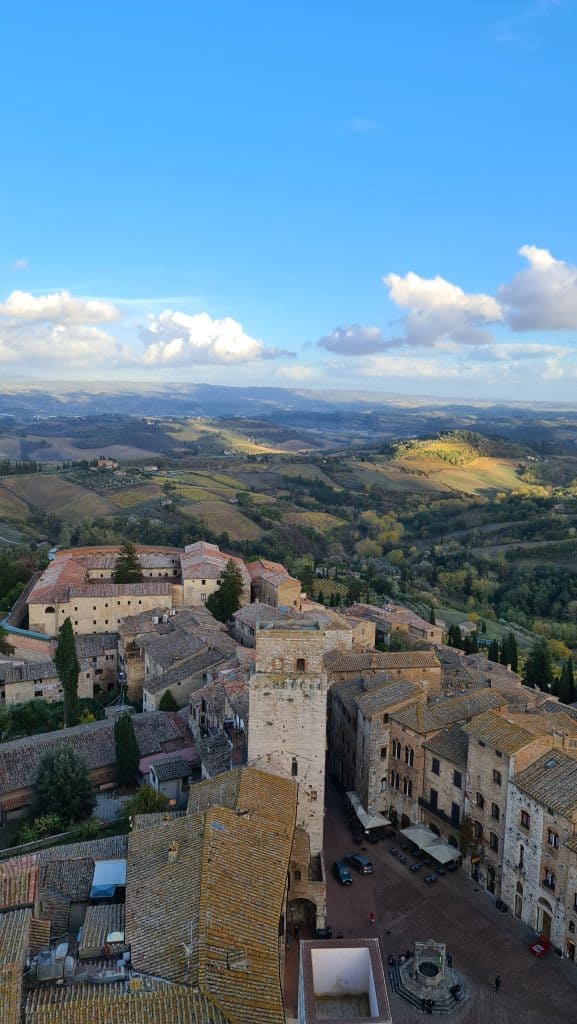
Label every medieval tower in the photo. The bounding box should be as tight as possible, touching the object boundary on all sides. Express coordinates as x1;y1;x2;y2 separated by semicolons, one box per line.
247;621;328;855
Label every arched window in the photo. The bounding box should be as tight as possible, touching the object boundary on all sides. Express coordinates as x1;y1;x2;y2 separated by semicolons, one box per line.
380;776;387;791
404;746;409;764
408;747;414;767
44;606;55;614
291;758;298;777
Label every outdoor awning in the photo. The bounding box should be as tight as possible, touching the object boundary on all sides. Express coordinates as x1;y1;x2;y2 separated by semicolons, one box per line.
399;825;460;864
347;791;390;830
425;839;460;864
400;823;438;849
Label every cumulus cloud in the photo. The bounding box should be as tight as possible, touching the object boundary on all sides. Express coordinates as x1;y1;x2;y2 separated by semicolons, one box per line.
383;270;502;348
319;325;395;355
0;289;122;366
138;310;289;366
498;245;577;330
0;289;119;324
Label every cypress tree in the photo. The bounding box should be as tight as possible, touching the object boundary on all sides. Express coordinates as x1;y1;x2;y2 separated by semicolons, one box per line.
429;606;436;625
206;559;244;622
158;689;179;712
114;713;140;785
523;638;554;692
35;744;95;823
488;639;500;663
54;617;80;727
112;541;143;583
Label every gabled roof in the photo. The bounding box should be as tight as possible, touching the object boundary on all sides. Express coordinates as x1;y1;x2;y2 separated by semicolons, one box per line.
325;650;440;674
0;713;188;798
513;749;577;817
24;984;228;1024
463;710;539;755
355;679;422;717
0;854;38;911
423;725;469;768
151;756;192;782
0;908;33;1024
391;689;506;734
126;767;297;1024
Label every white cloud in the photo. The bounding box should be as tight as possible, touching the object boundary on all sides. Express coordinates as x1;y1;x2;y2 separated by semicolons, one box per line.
383;270;502;349
0;290;119;324
498;245;577;330
275;364;317;382
11;258;28;271
356;355;461;379
319;325;393;355
138;310;287;366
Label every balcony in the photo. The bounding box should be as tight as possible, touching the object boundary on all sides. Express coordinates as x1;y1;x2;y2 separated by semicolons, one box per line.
418;797;461;830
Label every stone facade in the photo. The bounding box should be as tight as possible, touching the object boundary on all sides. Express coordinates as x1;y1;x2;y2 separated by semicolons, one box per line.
420;727;469;848
501;750;577;956
463;713;550;899
248;624;328;855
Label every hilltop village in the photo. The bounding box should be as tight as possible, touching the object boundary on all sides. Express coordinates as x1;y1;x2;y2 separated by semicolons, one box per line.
2;542;577;1021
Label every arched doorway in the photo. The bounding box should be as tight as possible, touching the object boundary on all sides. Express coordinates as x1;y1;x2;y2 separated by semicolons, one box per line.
537;898;553;939
515;882;523;920
288;898;317;936
486;864;496;895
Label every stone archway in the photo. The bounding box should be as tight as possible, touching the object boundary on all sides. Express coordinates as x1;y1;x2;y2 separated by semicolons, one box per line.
288;898;317;936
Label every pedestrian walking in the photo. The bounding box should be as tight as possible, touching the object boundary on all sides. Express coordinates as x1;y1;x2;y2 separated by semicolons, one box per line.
494;975;501;993
369;911;375;926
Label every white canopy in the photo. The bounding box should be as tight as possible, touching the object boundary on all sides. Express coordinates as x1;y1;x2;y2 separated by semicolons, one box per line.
399;823;437;849
425;839;460;864
347;791;390;830
399;825;460;864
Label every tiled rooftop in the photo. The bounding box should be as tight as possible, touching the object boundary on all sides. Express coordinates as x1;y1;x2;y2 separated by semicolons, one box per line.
0;854;38;911
326;649;439;673
24;984;228;1024
463;710;539;754
423;725;469;768
513;749;577;816
0;713;187;798
126;767;296;1024
391;688;506;734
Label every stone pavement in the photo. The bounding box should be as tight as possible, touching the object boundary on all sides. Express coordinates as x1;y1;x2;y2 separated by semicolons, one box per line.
321;780;577;1023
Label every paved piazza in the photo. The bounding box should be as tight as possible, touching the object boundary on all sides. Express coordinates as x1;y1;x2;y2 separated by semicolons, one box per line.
322;782;577;1023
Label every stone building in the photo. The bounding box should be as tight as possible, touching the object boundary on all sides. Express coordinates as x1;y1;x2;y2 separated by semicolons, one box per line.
388;689;508;828
328;676;422;819
26;542;260;637
501;749;577;954
247;558;302;609
420;725;469;849
247;622;328;855
462;711;551;898
325;650;442;693
0;634;117;707
346;603;444;646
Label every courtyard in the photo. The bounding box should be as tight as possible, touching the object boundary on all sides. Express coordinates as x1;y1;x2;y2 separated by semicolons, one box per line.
298;780;577;1022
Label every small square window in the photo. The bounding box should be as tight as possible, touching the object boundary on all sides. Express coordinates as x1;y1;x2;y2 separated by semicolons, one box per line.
489;832;499;852
380;746;387;760
521;810;531;830
453;770;462;789
548;830;559;848
476;793;485;809
493;769;502;785
491;803;500;821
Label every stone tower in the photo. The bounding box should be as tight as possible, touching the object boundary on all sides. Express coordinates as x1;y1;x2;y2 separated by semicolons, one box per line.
247;621;328;855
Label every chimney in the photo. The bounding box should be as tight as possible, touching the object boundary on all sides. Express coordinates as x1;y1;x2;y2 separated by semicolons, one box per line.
167;841;179;865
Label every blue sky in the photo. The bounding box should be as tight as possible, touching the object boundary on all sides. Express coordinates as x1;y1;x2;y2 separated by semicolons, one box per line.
1;0;577;399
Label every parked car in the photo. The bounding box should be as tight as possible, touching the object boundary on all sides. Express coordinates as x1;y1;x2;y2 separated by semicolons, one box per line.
344;853;373;875
333;860;353;885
